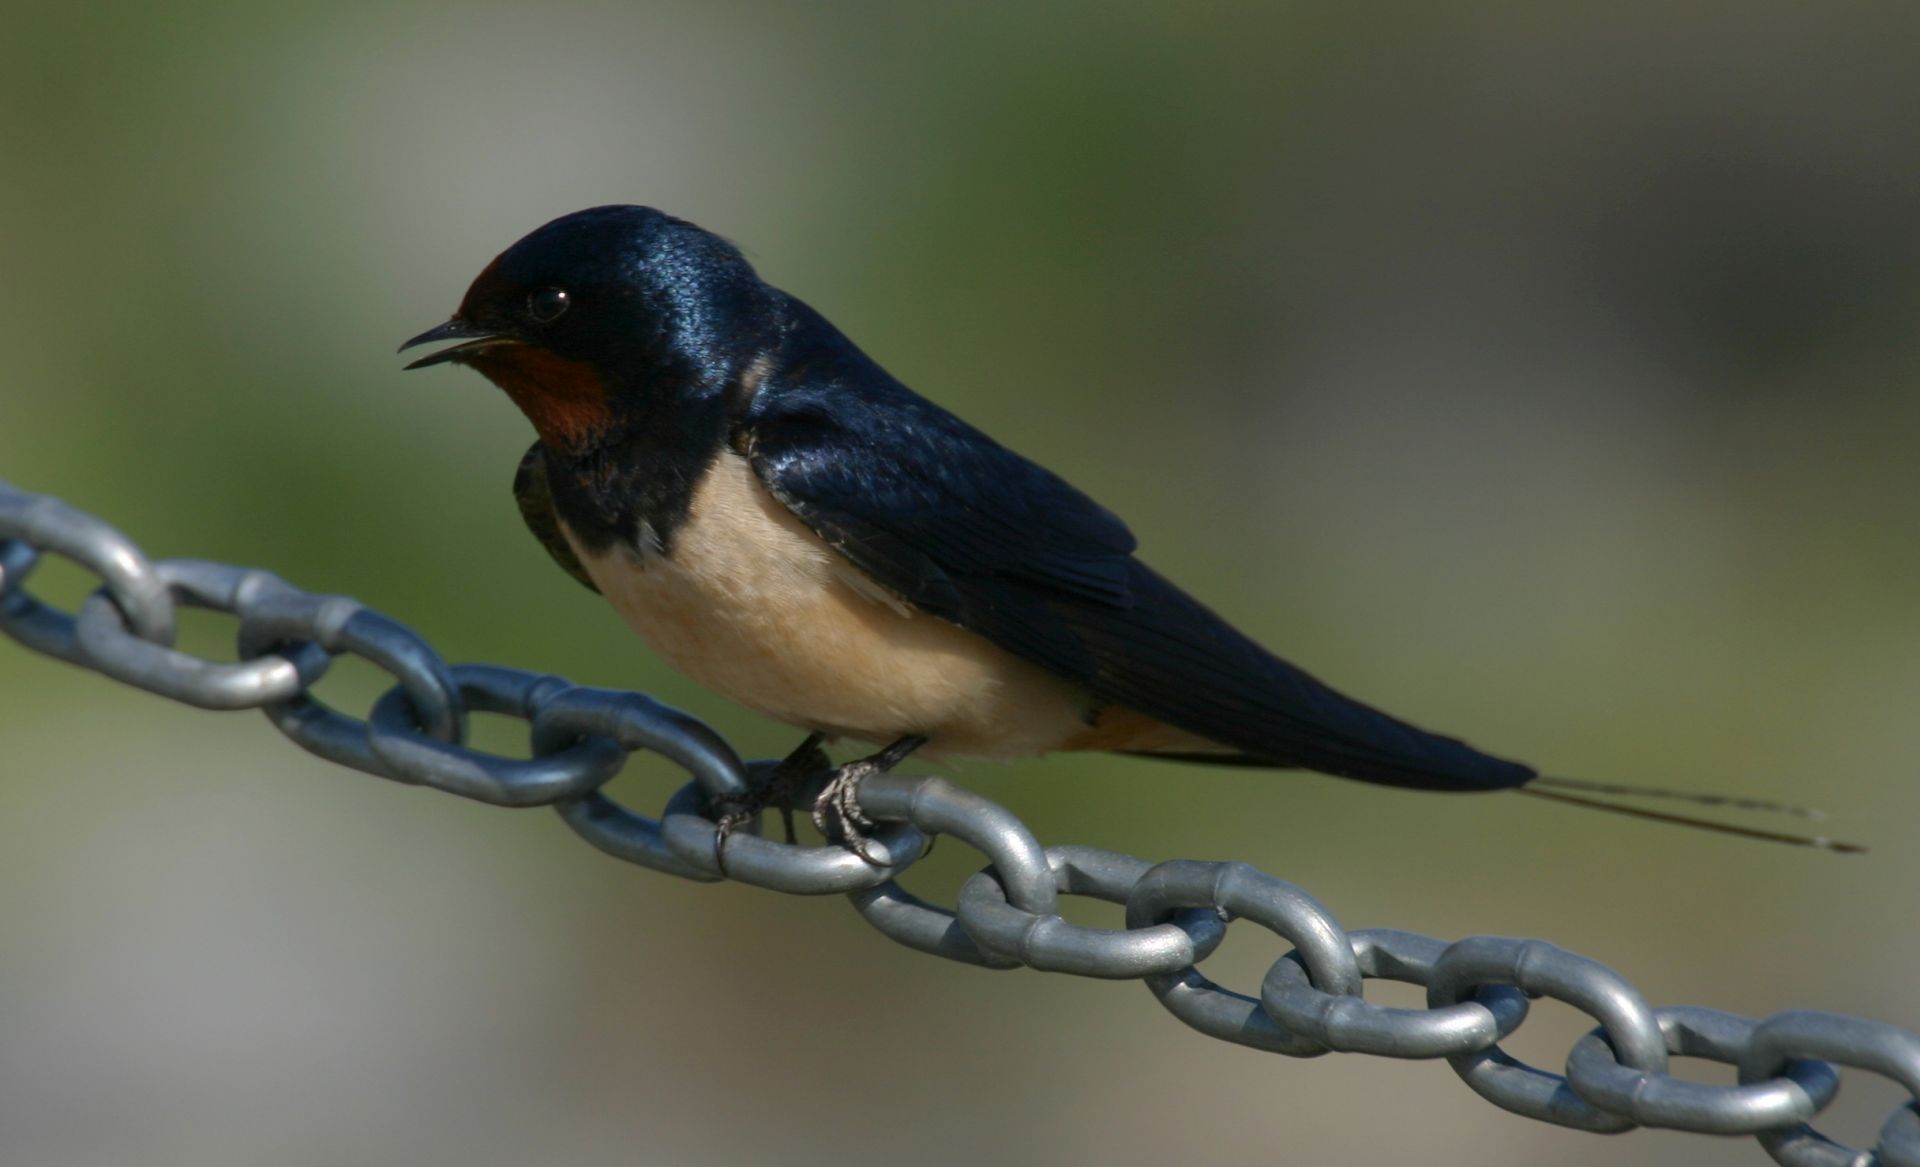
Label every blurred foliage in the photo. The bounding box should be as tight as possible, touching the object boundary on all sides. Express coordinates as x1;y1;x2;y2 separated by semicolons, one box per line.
2;3;1917;1165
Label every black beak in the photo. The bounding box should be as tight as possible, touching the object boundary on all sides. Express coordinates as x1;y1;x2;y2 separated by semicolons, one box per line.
399;318;513;369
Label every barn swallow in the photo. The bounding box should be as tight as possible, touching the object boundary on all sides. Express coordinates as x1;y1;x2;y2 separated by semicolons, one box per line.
402;205;1854;855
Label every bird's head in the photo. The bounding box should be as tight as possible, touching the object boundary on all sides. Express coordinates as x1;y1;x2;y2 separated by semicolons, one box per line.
401;205;773;450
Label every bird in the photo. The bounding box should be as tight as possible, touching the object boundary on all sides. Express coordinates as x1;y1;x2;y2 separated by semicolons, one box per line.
401;205;1853;856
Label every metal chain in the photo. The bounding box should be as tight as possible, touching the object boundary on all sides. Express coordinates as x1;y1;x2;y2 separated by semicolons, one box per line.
3;477;1915;1166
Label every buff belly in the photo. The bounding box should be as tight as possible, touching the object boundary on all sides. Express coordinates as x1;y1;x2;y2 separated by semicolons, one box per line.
563;451;1100;759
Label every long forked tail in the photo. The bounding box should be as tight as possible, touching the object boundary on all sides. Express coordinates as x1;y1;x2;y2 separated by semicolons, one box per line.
1522;776;1866;853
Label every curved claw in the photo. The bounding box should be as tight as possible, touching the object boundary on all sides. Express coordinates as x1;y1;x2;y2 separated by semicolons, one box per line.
810;734;927;868
711;732;844;874
711;799;758;878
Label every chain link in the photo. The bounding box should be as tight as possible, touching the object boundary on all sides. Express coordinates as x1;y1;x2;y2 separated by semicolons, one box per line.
3;478;1916;1166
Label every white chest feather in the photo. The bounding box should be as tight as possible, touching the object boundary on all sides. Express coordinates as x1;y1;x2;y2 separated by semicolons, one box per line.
563;451;1090;758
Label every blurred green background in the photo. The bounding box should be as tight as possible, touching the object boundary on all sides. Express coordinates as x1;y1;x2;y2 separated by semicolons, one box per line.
4;3;1918;1164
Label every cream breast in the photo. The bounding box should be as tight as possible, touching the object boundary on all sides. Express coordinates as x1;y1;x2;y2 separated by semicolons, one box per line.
564;450;1096;759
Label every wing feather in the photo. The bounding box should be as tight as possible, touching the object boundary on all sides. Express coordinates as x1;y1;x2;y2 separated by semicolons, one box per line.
513;443;600;594
739;320;1533;793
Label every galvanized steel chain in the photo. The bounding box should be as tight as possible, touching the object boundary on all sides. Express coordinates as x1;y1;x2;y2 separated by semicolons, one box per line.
3;477;1916;1166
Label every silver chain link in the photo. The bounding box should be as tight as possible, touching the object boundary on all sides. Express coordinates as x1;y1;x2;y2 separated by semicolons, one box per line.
3;477;1915;1166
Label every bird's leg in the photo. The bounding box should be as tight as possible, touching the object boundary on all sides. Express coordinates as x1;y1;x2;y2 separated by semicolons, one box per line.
713;733;832;871
813;734;928;866
763;732;834;844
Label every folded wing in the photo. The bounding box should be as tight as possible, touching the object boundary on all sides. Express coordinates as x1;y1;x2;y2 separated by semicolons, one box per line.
740;310;1534;793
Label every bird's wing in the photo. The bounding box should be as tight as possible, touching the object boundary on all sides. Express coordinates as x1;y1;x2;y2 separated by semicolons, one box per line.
742;380;1534;793
743;385;1131;677
512;442;600;594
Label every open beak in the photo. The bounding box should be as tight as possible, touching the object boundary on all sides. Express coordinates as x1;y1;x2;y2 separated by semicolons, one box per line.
398;318;518;369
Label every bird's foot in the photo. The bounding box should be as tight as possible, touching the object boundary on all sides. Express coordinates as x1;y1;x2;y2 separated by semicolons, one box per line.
713;733;833;874
811;735;927;867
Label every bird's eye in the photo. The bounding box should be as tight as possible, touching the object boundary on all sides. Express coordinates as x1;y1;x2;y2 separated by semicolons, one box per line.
527;286;570;323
